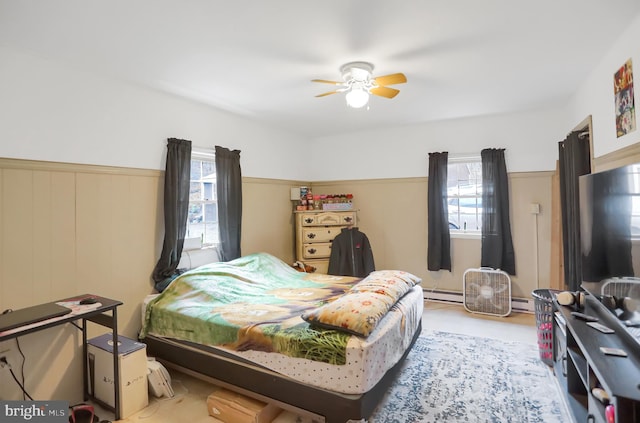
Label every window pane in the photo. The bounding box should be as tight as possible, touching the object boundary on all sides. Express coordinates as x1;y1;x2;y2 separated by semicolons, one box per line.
188;154;218;245
447;160;482;231
448;213;460;230
190;182;202;201
204;223;219;244
203;182;214;201
190;160;202;180
188;203;203;224
204;203;218;223
202;161;215;178
460;213;481;231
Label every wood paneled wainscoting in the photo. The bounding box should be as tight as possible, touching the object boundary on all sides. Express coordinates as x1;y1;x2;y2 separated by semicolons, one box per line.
0;158;304;404
0;157;163;403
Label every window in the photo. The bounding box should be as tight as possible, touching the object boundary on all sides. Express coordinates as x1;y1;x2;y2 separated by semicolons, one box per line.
187;150;219;245
447;158;482;233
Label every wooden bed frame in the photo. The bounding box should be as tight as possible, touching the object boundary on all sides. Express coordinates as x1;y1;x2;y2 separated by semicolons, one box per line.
144;321;422;423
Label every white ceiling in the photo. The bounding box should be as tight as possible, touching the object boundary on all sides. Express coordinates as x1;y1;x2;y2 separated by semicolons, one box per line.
1;0;639;138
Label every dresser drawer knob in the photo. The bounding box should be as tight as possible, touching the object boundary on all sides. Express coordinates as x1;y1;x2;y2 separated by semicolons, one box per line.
304;218;314;224
307;233;316;239
307;248;317;254
344;217;353;223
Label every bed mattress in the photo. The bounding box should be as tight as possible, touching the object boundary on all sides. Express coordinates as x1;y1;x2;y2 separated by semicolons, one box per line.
142;285;423;394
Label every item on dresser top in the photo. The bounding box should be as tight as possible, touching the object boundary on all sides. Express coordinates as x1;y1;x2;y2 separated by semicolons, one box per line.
328;227;375;277
322;202;353;210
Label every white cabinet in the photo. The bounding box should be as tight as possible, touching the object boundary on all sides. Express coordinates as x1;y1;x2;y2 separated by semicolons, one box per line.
295;211;356;274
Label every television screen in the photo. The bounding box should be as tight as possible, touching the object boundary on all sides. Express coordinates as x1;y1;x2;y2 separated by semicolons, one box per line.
579;163;640;298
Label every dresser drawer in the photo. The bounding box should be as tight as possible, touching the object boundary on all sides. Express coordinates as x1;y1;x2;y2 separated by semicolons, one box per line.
300;212;356;226
302;227;342;243
311;260;329;275
302;242;332;259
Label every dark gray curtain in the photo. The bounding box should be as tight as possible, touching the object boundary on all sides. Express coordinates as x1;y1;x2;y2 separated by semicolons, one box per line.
559;132;591;291
480;148;516;275
427;152;451;271
215;145;242;261
152;138;192;292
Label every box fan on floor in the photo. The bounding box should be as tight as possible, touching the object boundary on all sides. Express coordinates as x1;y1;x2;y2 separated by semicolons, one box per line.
463;267;512;317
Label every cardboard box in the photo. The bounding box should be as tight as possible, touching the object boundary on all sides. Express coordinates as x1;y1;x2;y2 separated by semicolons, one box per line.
87;333;149;419
206;388;280;423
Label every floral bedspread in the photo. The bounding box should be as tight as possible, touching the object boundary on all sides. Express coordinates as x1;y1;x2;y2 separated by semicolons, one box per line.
140;252;362;364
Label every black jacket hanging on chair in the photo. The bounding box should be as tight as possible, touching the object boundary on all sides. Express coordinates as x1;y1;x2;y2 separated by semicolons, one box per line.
328;227;375;277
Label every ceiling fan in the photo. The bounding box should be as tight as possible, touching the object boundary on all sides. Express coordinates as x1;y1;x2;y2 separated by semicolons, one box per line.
312;61;407;109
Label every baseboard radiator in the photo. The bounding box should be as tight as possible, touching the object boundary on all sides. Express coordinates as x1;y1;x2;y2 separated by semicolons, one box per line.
423;289;535;313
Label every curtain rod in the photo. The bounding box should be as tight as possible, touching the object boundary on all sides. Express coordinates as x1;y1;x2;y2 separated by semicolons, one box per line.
567;129;590;138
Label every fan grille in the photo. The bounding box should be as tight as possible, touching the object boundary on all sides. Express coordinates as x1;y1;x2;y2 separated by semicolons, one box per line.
463;268;512;317
601;278;640;298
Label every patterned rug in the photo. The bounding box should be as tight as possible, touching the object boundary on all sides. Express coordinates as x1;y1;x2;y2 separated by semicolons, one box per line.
369;331;572;423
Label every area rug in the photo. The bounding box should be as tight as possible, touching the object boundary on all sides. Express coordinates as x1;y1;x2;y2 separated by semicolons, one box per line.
369;331;572;423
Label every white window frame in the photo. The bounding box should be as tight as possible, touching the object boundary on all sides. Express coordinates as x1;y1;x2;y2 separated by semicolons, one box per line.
447;155;482;239
187;148;219;248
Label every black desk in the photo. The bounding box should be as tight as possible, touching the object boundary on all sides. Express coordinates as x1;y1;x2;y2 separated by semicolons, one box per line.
0;294;123;420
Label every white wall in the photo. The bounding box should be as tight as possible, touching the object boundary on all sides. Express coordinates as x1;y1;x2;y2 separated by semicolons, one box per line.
0;45;309;180
309;14;640;181
308;106;569;180
568;13;640;158
3;12;640;182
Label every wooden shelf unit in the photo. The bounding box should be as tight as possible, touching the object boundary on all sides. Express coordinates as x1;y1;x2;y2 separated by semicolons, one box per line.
553;293;640;422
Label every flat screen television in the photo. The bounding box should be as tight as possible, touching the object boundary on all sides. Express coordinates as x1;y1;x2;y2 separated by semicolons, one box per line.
579;162;640;302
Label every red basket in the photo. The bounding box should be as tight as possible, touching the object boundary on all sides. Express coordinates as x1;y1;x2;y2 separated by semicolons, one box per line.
532;289;556;366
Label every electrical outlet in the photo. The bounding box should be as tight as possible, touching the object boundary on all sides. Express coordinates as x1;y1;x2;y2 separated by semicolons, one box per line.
0;346;14;369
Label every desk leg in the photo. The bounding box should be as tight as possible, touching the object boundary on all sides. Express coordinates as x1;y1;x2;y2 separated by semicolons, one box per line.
82;319;88;401
112;309;120;421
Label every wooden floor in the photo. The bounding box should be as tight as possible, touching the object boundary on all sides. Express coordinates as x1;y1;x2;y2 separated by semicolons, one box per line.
99;301;537;423
422;300;536;344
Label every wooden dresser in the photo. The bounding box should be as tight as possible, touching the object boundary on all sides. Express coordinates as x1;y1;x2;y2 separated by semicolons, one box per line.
294;210;356;274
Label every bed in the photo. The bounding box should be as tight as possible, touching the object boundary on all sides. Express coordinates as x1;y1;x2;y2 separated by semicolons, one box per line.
140;252;423;422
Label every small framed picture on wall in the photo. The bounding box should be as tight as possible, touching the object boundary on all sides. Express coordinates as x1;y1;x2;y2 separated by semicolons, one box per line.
614;58;636;137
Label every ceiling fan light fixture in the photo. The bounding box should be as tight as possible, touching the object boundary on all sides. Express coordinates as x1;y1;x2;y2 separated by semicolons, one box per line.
345;87;369;108
340;61;374;81
312;61;406;107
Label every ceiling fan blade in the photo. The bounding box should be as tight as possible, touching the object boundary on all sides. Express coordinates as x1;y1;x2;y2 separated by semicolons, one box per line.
315;90;340;97
374;73;407;86
311;79;343;85
370;86;400;99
